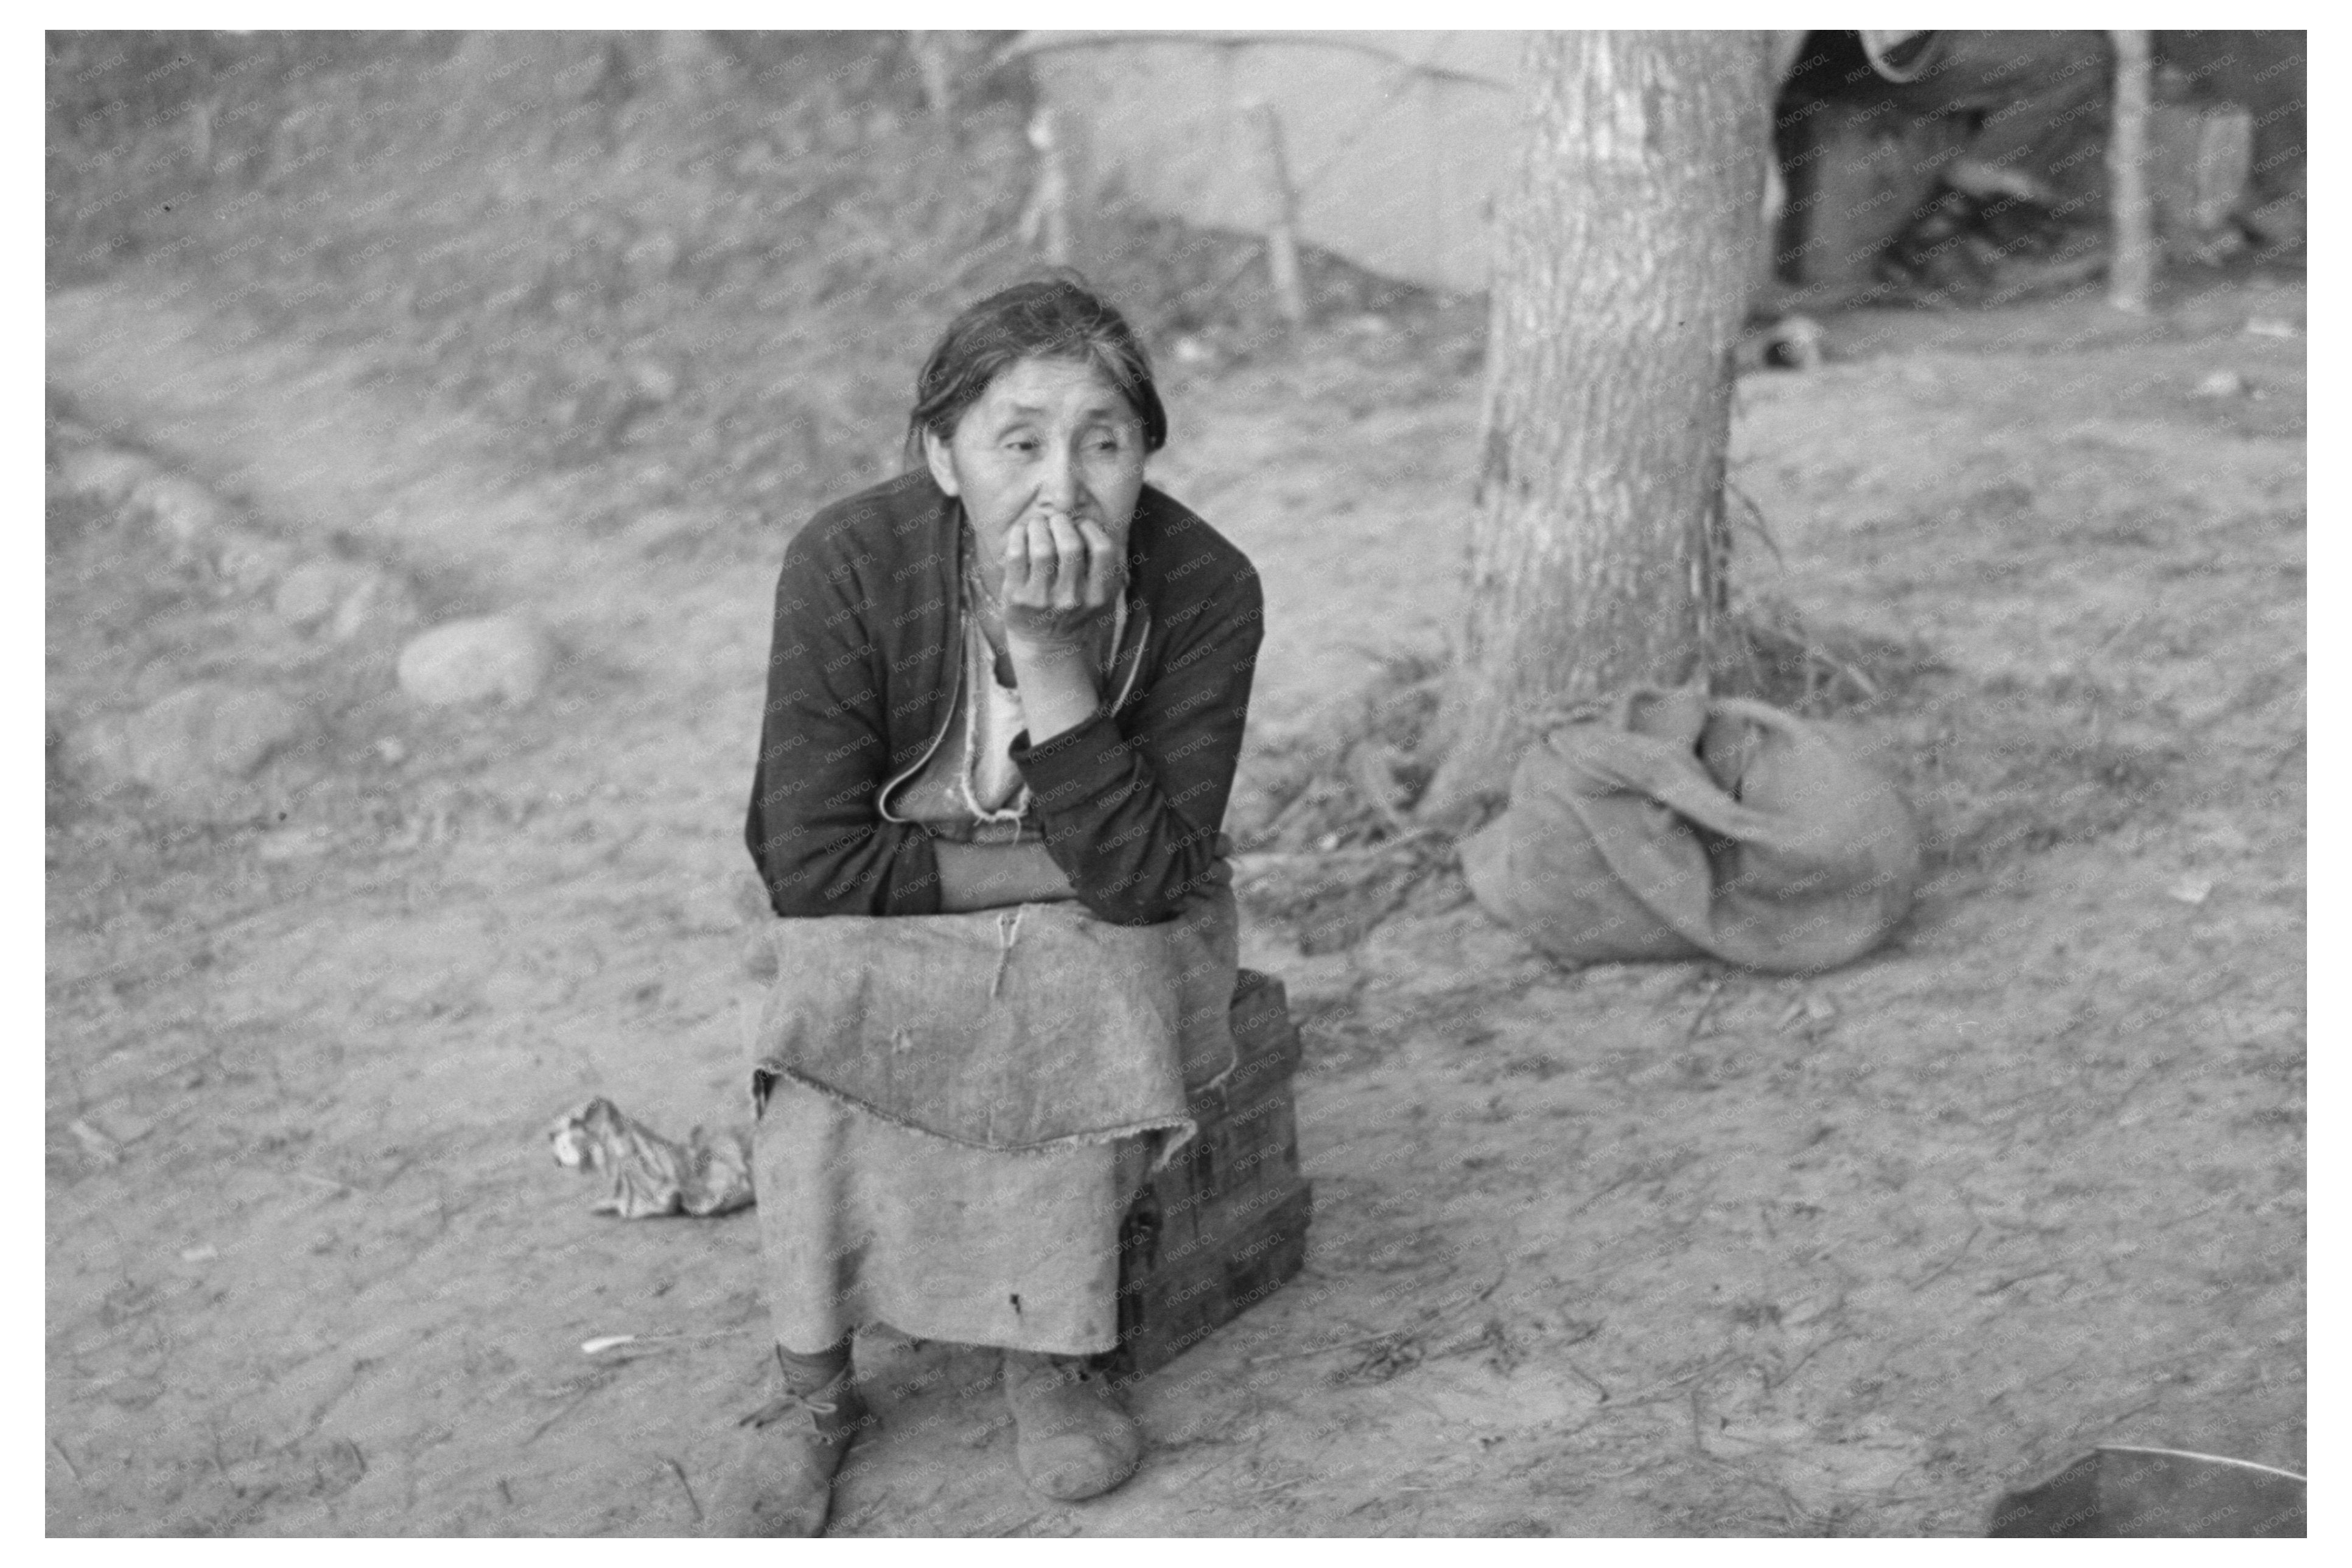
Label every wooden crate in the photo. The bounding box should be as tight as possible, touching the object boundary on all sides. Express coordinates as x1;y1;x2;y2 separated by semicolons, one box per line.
1107;1185;1312;1378
1104;968;1312;1377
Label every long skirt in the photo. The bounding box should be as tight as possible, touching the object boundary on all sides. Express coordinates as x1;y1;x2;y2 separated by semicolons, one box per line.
749;880;1237;1357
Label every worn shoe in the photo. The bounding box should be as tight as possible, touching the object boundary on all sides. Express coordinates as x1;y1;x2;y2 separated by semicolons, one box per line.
1001;1351;1144;1501
707;1364;869;1536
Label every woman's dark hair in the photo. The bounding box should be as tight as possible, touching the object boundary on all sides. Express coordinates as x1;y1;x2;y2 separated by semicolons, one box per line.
905;275;1167;463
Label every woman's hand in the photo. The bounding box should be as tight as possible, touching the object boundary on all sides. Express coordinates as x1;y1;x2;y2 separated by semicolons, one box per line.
999;510;1124;651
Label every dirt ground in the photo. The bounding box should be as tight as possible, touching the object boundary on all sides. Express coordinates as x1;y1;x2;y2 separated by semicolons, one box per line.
44;259;2303;1536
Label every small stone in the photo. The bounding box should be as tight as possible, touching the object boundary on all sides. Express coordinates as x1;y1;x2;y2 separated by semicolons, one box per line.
91;1107;153;1146
274;560;360;629
131;473;236;549
68;1119;122;1167
397;614;554;708
374;736;408;766
2193;369;2248;399
328;569;421;643
53;446;163;506
2165;875;2215;906
268;557;416;640
138;683;310;783
72;683;310;791
212;529;298;595
1762;313;1827;371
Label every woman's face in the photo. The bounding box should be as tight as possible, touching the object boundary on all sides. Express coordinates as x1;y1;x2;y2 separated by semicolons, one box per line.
922;355;1147;587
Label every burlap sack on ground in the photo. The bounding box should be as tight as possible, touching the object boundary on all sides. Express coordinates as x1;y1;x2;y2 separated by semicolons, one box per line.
1461;687;1920;973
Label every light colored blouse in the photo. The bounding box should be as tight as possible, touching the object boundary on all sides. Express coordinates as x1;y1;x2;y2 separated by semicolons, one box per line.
889;595;1128;841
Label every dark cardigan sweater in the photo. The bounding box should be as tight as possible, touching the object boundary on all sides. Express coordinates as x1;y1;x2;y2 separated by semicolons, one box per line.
745;471;1263;926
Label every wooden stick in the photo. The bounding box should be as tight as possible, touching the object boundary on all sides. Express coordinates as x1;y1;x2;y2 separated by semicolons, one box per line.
1907;1222;1983;1292
1345;741;1415;836
1681;975;1726;1046
661;1455;702;1525
985;32;1511;92
1250;102;1308;326
1564;1359;1612;1402
1023;107;1073;267
908;32;954;124
523;1377;611;1446
1612;1350;1741;1407
2106;30;2156;313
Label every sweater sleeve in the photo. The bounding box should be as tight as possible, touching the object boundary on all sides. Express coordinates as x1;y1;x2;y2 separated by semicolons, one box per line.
743;528;945;919
1009;561;1264;925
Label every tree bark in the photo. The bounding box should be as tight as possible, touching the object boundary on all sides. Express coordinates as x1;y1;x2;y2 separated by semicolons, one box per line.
1423;32;1774;816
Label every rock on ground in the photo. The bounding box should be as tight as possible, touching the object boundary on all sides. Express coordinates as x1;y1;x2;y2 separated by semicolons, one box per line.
131;472;237;550
211;529;301;595
50;444;164;506
276;558;422;640
329;568;421;642
69;682;312;792
396;614;554;707
272;559;363;629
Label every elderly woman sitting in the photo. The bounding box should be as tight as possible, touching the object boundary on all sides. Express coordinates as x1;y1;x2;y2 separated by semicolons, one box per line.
724;278;1263;1535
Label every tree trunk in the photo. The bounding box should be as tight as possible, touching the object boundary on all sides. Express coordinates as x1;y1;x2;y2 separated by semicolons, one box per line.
1423;32;1775;817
